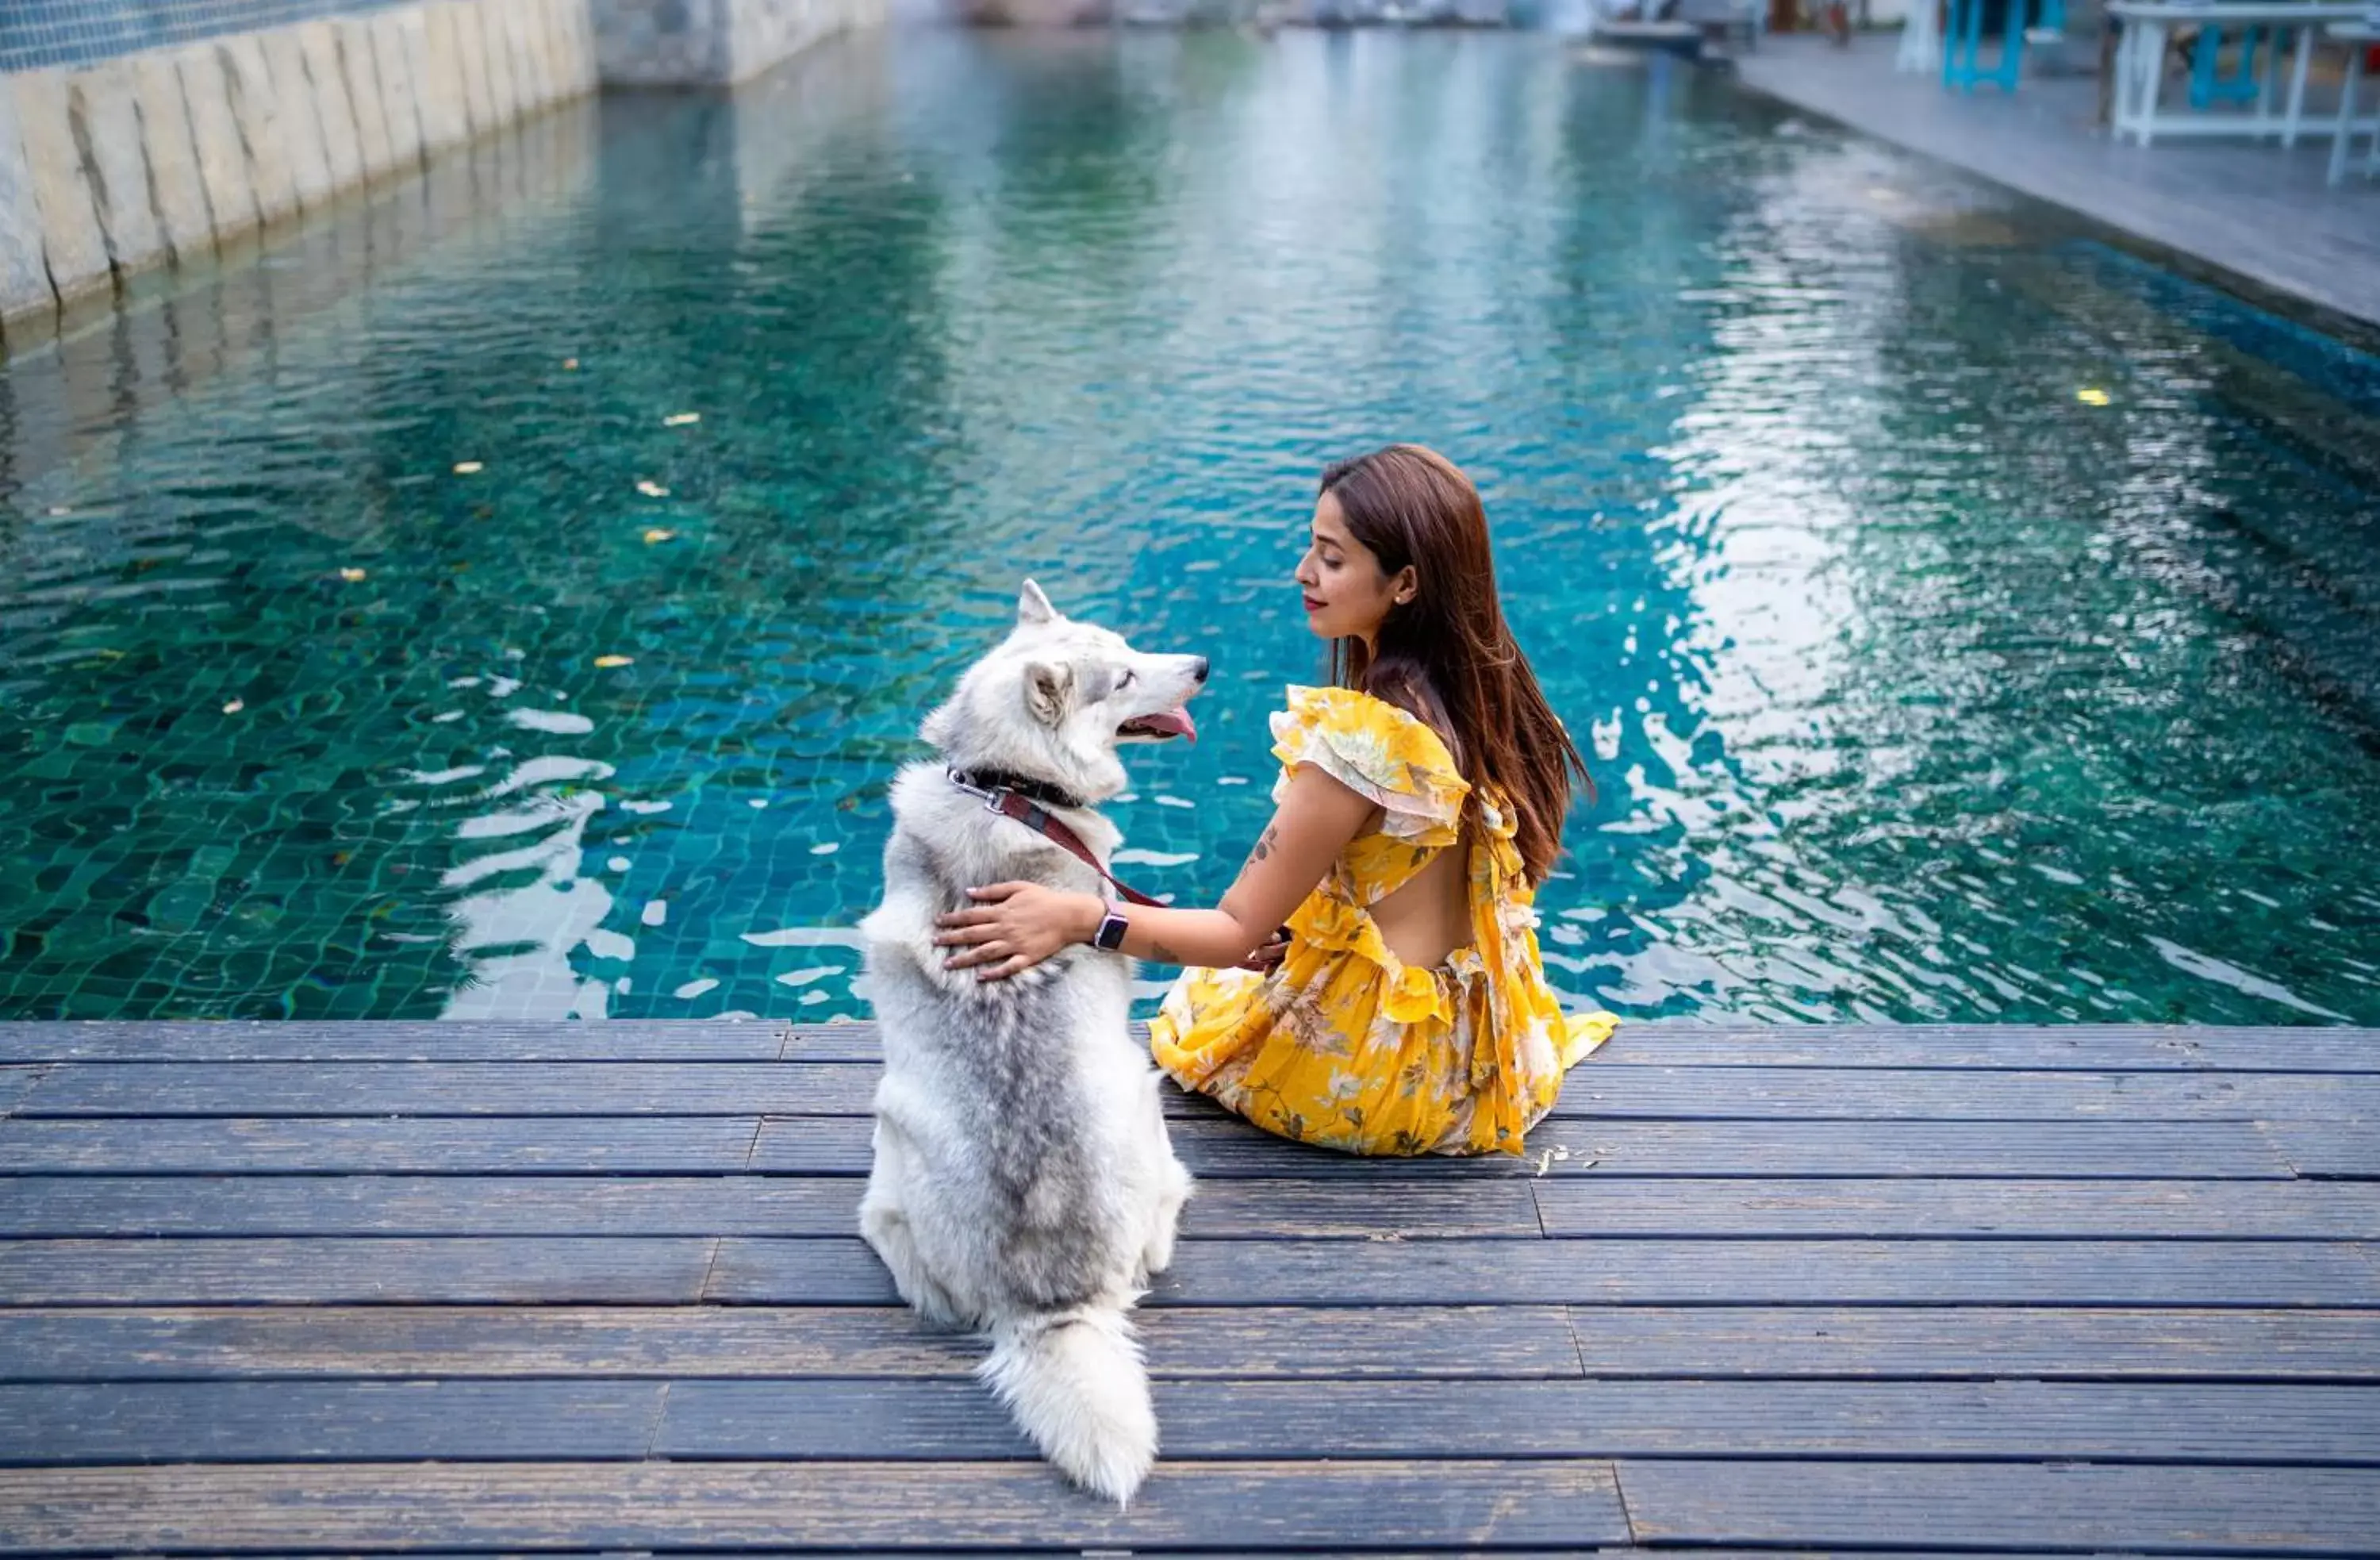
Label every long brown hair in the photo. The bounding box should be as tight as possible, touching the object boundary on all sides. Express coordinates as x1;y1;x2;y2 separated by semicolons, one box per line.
1320;444;1590;885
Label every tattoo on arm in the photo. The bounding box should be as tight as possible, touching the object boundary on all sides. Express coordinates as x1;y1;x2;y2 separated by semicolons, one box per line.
1230;824;1282;891
1150;943;1184;965
1228;828;1285;890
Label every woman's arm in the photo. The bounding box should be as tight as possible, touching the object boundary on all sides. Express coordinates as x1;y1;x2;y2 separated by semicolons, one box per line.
934;767;1375;982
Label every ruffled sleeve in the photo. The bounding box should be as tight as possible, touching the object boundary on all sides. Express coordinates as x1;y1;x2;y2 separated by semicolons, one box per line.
1270;686;1468;846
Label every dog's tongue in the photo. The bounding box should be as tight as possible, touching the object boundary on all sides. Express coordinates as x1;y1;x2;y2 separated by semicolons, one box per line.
1142;706;1198;743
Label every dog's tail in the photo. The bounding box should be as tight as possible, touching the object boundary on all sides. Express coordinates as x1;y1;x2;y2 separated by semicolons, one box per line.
981;1304;1156;1506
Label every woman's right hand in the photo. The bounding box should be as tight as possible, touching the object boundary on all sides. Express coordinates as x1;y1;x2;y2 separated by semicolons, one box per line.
1237;926;1291;973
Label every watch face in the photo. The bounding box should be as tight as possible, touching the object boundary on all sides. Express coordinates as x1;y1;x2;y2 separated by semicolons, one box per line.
1096;913;1128;951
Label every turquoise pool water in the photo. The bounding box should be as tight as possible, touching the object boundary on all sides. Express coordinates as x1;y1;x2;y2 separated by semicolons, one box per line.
4;30;2378;1026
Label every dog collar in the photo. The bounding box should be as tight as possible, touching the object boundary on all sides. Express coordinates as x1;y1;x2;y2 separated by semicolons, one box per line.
946;766;1088;814
945;767;1161;909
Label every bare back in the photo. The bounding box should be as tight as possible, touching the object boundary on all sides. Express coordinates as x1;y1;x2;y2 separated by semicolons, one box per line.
1368;812;1472;970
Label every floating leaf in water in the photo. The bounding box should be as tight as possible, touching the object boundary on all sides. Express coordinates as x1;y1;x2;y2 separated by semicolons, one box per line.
562;358;580;371
643;528;677;544
636;480;670;498
664;412;701;427
2076;387;2111;406
222;699;245;715
593;655;633;668
339;567;368;582
452;461;484;475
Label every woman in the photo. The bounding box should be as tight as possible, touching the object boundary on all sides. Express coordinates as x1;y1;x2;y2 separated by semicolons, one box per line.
935;444;1618;1156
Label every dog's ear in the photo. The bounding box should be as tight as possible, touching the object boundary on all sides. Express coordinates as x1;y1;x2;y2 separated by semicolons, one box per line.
1016;579;1057;627
1023;662;1073;726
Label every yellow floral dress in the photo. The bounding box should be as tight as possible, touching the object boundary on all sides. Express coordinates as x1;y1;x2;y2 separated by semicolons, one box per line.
1150;686;1618;1157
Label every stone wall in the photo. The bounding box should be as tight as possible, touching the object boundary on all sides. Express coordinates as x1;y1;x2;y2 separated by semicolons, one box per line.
0;0;896;342
0;0;600;337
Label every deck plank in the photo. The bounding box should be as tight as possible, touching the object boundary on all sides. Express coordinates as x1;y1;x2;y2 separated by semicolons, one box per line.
29;1170;2349;1244
0;1175;1539;1240
0;1238;725;1306
1541;1068;2380;1120
1530;1178;2380;1239
10;1304;2376;1385
2178;1031;2380;1075
0;1117;763;1174
0;1021;796;1063
13;1062;876;1117
0;1305;1587;1382
709;1235;2380;1308
1570;1026;2213;1071
33;1112;2287;1181
652;1378;2380;1464
0;1460;1630;1550
0;1070;39;1114
1564;1306;2380;1381
2261;1120;2380;1178
1616;1458;2380;1553
0;1175;855;1237
752;1114;2297;1179
17;1234;2374;1309
25;1061;2378;1123
6;1377;2370;1468
0;1381;666;1462
7;1303;2370;1386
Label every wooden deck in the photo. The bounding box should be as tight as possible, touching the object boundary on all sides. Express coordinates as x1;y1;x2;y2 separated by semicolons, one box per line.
0;1019;2375;1554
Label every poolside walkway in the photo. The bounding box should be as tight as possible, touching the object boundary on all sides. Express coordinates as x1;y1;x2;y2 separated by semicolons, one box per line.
1733;33;2380;329
0;1019;2376;1552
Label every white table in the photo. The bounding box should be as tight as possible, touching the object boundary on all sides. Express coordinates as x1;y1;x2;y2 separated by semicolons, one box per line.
2109;1;2366;145
2328;21;2379;181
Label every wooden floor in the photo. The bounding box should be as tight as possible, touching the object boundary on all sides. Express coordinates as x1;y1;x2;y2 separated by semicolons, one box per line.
1733;35;2380;331
0;1020;2376;1554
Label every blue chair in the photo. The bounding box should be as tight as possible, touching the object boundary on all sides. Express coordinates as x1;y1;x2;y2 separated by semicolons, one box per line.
1944;0;2030;90
2188;23;2267;108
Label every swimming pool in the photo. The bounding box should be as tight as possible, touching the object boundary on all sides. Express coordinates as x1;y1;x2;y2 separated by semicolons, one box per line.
4;29;2377;1026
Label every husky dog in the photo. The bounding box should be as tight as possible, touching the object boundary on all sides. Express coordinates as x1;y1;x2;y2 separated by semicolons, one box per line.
858;579;1203;1505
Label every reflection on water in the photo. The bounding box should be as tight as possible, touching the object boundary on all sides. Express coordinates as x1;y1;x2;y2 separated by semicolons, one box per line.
2;29;2376;1027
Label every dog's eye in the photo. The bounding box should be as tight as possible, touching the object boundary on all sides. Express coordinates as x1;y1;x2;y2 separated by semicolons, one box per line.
1117;670;1134;689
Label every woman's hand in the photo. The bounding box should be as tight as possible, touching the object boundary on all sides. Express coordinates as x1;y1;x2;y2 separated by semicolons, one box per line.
933;883;1102;982
1238;927;1291;973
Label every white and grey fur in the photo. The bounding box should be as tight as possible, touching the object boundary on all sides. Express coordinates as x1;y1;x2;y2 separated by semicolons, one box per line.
858;579;1202;1505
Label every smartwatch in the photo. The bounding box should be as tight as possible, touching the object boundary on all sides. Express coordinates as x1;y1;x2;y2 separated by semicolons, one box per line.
1092;899;1130;952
